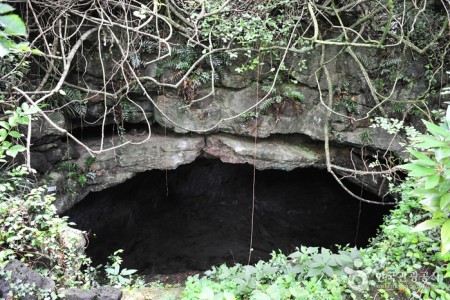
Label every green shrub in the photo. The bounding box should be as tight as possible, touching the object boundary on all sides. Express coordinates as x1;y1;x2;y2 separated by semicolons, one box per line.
400;111;450;255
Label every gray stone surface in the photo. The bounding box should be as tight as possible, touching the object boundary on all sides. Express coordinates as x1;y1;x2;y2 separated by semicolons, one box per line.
0;260;55;300
51;133;205;211
153;85;337;143
75;133;205;192
95;287;122;300
60;226;86;251
60;289;97;300
333;127;406;154
121;286;184;300
31;112;66;146
79;98;153;128
150;77;406;155
154;89;223;134
60;286;122;300
204;133;323;170
202;134;388;195
52;131;393;211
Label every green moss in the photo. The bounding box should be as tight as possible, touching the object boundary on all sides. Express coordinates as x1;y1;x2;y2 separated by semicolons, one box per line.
289;144;318;161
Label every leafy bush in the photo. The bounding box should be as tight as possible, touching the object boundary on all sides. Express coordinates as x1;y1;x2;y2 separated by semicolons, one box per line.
182;248;357;299
0;2;28;57
0;103;37;162
0;104;141;296
400;109;450;255
364;197;448;298
0;102;91;287
0;110;142;296
0;171;93;287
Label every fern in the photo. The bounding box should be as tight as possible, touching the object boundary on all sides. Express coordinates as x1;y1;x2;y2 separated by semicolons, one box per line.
47;86;86;118
130;52;141;69
140;39;159;53
380;69;390;76
261;85;277;95
120;100;140;122
58;158;97;185
211;53;231;80
164;47;197;71
161;46;230;83
73;104;86;117
258;98;275;111
176;61;192;70
380;57;402;76
380;57;402;71
155;67;164;77
85;171;97;181
354;52;372;69
284;88;304;101
192;71;211;87
57;161;81;172
84;156;96;170
390;103;406;115
159;46;198;84
70;90;85;113
160;46;231;99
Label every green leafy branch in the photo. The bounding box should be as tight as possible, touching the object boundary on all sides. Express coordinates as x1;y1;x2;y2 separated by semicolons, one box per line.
0;2;30;57
0;103;37;162
104;249;141;289
400;111;450;255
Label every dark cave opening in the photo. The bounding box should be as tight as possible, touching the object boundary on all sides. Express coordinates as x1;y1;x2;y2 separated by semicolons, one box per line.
67;158;391;275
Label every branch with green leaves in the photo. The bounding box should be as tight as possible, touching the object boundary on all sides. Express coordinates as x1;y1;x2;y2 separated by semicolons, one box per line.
0;2;37;57
400;110;450;255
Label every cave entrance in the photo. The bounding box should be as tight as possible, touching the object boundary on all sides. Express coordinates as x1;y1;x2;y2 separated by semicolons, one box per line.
67;158;390;275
